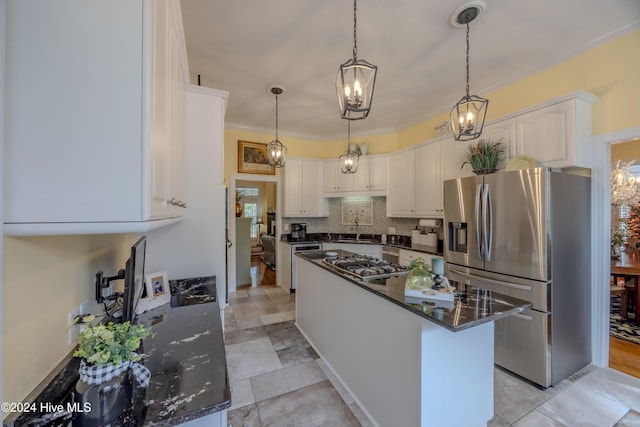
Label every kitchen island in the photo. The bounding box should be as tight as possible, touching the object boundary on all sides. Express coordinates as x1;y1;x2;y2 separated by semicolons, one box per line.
295;250;531;427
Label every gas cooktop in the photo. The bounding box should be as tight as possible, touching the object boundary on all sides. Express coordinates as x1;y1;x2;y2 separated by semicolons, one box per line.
323;254;407;280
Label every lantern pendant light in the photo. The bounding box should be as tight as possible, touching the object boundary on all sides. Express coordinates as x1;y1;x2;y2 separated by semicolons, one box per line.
449;4;488;141
339;116;359;174
267;86;287;167
336;0;377;120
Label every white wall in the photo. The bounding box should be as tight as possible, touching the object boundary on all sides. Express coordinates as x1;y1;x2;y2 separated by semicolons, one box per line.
146;85;229;303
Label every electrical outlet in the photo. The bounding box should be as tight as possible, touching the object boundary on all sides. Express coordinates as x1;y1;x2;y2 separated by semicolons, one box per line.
67;300;89;345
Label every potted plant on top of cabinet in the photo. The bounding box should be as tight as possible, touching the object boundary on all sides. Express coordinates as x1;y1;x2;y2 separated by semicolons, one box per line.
461;139;505;175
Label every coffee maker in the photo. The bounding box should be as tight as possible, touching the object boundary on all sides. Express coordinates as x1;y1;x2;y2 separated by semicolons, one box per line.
291;223;307;240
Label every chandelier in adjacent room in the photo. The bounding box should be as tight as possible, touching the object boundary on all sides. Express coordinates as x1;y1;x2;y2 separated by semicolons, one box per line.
336;0;377;120
449;1;488;141
611;160;640;205
267;85;287;168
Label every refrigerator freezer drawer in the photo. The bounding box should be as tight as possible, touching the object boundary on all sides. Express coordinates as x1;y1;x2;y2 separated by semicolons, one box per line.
447;267;550;311
495;309;551;388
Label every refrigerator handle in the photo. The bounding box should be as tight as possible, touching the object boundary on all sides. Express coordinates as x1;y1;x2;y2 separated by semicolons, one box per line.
475;183;483;260
483;184;492;261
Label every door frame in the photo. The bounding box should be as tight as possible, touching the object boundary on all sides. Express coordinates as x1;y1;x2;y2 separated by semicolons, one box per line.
228;173;281;294
592;126;640;367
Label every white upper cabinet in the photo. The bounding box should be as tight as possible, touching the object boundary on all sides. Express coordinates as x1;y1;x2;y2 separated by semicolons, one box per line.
514;94;595;168
354;155;387;192
323;160;355;193
284;158;328;217
324;155;386;196
387;150;417;216
415;143;443;217
481;118;517;163
4;0;189;235
479;92;596;169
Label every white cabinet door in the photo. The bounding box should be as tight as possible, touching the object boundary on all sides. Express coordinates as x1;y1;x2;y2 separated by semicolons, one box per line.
516;102;571;166
4;0;188;235
482;118;517;162
440;136;472;182
399;249;436;267
387;150;416;216
284;159;305;215
355;155;386;191
278;241;292;292
284;159;327;217
323;160;354;193
415;143;443;217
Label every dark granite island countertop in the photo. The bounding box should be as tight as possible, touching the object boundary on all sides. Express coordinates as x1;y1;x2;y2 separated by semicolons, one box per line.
297;249;531;331
4;276;230;427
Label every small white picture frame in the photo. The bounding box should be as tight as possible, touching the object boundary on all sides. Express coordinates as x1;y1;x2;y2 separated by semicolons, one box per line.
136;270;171;314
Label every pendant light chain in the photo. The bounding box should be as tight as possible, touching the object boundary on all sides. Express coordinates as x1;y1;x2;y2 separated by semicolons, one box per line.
465;23;470;98
275;92;279;140
352;0;358;60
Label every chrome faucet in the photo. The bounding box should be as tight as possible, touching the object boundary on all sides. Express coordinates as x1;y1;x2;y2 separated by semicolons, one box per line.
354;220;360;240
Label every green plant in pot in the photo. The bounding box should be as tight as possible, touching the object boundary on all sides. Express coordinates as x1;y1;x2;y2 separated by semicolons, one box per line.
461;138;505;175
72;320;152;425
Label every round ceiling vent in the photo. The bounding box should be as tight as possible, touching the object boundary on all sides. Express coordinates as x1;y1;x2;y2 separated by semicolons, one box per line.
449;0;487;28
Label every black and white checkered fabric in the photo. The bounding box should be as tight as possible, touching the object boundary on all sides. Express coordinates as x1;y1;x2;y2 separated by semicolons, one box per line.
79;360;151;388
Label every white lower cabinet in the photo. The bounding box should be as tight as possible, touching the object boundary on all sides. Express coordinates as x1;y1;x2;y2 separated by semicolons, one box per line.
283;158;328;217
324;243;382;259
399;249;436;267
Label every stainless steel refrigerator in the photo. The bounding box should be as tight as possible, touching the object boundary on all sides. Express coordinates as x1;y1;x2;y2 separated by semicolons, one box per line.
443;167;591;388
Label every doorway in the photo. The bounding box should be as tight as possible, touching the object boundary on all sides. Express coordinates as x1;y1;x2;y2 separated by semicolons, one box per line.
609;139;640;378
228;173;281;294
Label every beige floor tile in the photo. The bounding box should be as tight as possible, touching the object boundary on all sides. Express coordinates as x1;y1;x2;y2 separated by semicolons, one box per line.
224;324;268;346
250;359;327;402
537;383;628;427
575;367;640;412
256;381;361;427
228;290;249;300
263;286;287;295
488;414;512;427
514;409;564;427
267;292;295;305
226;337;282;382
615;409;640;427
229;378;255;411
275;302;295;312
227;403;261;427
236;316;263;330
316;358;356;405
232;300;279;320
494;367;552;423
260;310;295;326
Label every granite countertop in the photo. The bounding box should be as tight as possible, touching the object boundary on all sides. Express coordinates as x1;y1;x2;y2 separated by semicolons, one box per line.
280;233;443;256
4;276;230;427
297;250;532;332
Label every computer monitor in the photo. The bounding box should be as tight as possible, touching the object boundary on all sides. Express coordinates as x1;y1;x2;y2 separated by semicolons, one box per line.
122;236;146;324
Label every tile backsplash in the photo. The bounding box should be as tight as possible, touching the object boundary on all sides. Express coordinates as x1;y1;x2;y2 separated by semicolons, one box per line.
282;196;442;238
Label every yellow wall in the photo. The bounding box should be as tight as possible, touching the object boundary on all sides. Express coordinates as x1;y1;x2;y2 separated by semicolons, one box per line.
223;28;640;167
3;234;135;406
612;140;640;163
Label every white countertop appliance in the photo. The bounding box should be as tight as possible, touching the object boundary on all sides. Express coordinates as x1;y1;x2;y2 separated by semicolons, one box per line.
444;167;590;388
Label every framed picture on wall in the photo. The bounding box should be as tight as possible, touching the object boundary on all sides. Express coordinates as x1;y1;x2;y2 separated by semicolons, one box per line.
238;140;275;175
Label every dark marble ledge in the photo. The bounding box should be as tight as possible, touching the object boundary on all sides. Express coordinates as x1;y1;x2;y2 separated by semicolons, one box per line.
4;276;229;427
297;250;531;332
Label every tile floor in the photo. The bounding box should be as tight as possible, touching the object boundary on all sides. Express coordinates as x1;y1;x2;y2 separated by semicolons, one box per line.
224;284;640;427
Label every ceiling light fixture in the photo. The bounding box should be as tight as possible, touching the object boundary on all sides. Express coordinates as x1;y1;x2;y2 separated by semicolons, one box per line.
611;160;640;205
267;85;287;168
336;0;377;120
449;1;488;141
339;116;359;174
